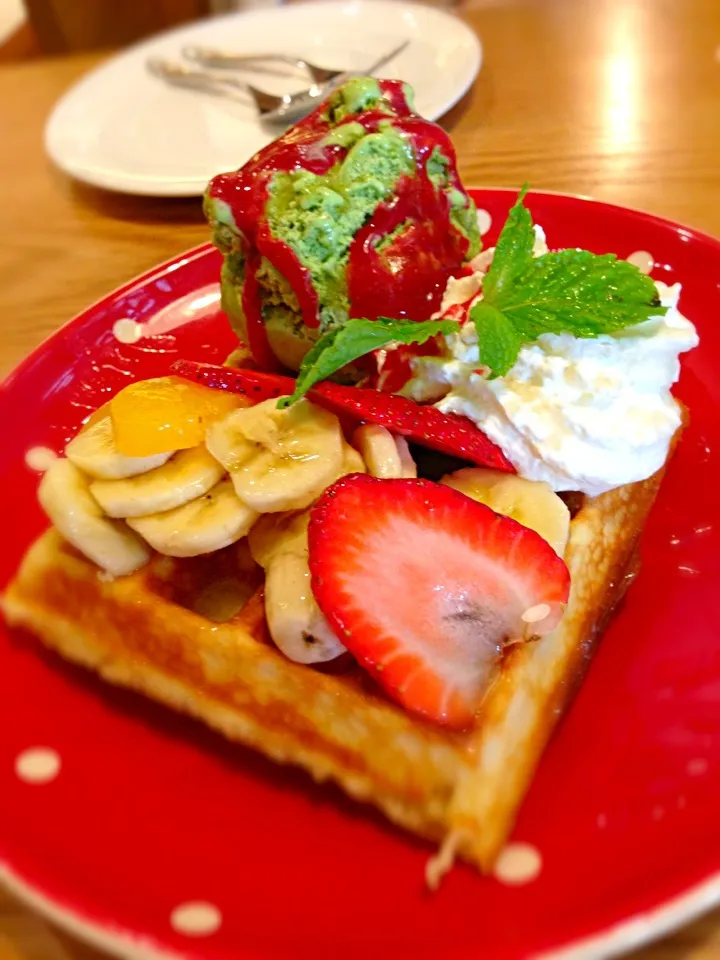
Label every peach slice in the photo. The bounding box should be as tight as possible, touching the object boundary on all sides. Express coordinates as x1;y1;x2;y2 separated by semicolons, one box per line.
110;376;246;457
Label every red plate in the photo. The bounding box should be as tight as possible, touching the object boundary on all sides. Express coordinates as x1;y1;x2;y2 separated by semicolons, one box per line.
1;190;719;960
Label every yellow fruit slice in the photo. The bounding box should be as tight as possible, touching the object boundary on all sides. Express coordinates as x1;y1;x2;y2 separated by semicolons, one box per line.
110;376;245;457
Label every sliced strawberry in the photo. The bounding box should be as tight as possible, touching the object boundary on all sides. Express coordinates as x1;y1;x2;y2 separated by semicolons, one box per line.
314;382;515;472
171;360;514;472
308;475;570;729
171;360;291;403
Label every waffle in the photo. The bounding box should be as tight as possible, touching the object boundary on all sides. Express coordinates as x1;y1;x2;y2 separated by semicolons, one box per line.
2;466;665;879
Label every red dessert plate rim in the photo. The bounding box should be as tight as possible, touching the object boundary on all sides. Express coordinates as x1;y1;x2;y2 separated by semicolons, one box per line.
3;188;720;960
0;243;215;392
4;857;720;960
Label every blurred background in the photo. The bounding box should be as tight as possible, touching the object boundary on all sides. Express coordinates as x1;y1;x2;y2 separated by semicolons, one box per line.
2;0;211;55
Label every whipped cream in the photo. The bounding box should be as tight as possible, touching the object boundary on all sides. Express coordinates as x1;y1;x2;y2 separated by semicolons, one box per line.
408;233;698;496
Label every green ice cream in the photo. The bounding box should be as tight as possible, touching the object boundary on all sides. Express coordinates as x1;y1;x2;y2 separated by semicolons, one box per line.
206;77;480;370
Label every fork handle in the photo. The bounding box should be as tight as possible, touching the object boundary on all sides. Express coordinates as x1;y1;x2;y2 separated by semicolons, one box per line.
183;46;310;72
149;62;252;102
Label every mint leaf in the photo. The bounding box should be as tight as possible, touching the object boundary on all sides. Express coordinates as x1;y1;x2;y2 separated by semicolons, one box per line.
278;316;458;407
481;184;532;304
470;302;522;379
474;187;666;376
499;249;663;338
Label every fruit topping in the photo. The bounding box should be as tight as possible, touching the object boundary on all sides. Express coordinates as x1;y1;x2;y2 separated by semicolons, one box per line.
66;411;172;480
441;467;571;556
127;479;257;559
308;475;570;728
171;360;515;472
110;375;246;457
313;383;515;472
352;424;417;479
249;512;344;664
39;459;150;576
89;447;224;519
205;396;344;513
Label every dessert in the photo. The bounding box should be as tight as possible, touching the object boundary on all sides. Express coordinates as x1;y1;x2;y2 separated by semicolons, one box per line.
204;77;479;370
2;79;698;884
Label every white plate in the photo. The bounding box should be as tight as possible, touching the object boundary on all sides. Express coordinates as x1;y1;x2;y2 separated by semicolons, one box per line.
45;0;482;197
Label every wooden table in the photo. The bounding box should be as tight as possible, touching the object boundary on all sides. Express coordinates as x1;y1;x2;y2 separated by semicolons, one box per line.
1;0;720;955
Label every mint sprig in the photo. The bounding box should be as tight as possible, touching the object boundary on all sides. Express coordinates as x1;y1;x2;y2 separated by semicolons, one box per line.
472;303;522;377
472;188;665;377
481;184;534;304
278;316;457;408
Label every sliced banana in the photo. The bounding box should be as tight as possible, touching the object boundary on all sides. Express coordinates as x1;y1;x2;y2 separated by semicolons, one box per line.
38;459;150;576
247;441;364;569
248;510;344;663
66;413;172;480
127;479;257;558
89;447;224;518
340;442;366;476
205;397;343;513
248;510;309;569
441;467;571;557
395;435;417;478
352;424;417;479
265;551;345;664
353;424;401;478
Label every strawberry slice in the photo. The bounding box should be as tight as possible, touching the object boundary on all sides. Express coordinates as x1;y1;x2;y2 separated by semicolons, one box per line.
171;360;514;472
314;382;515;472
308;475;570;729
172;360;291;403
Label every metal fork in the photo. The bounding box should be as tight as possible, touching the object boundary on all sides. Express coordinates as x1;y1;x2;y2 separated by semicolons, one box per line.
147;41;409;125
147;58;320;121
182;46;343;85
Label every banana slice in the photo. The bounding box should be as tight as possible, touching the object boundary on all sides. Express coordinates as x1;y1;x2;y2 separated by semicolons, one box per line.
441;467;571;556
205;397;343;513
89;447;224;518
341;442;366;476
265;551;345;664
395;435;417;478
127;479;257;558
248;510;344;663
247;440;364;569
248;510;309;569
353;424;401;478
38;459;150;576
66;413;172;480
353;425;417;479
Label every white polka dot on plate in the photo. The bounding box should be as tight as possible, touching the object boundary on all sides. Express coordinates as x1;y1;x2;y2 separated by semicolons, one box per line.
112;318;143;344
15;747;61;784
493;843;543;885
170;902;222;937
24;446;58;473
476;208;492;236
626;250;654;275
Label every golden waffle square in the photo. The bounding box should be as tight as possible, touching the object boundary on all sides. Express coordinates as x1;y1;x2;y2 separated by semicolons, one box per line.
1;463;665;881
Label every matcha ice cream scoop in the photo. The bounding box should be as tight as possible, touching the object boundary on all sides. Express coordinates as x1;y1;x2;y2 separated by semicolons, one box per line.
205;78;480;371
